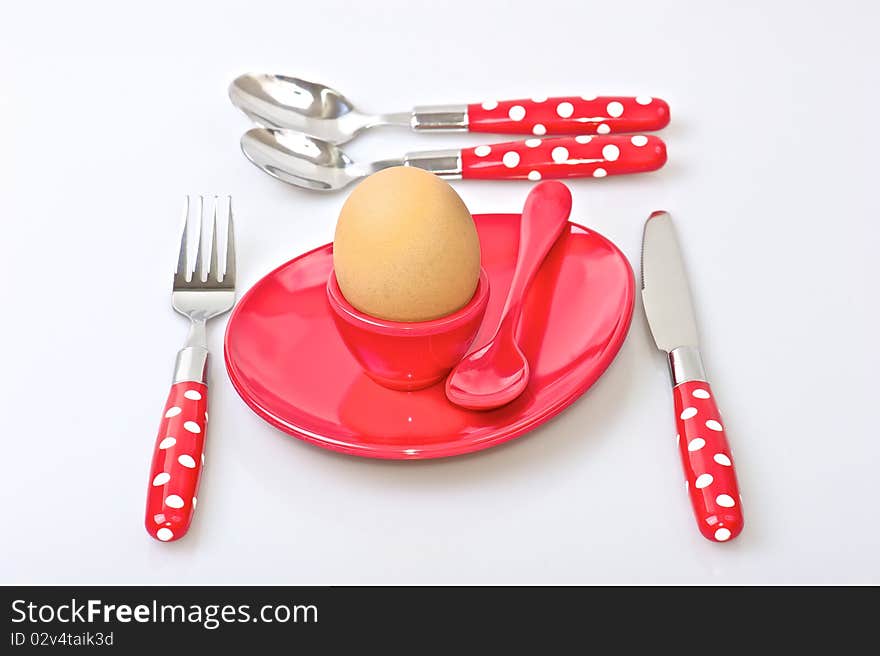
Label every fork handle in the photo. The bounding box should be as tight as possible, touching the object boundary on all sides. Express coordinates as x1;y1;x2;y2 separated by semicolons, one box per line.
145;380;208;542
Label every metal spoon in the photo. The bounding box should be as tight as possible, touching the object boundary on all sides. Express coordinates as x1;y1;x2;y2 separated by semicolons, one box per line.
229;73;671;145
229;73;465;145
445;181;573;410
240;127;668;192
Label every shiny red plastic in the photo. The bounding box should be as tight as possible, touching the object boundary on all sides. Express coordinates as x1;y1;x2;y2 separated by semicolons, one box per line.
327;268;490;391
446;182;571;409
461;135;666;181
467;96;670;136
145;381;207;542
673;381;744;542
224;213;634;459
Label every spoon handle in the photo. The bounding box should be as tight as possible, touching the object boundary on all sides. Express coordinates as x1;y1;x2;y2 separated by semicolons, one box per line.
460;135;666;181
497;181;573;332
467;96;669;136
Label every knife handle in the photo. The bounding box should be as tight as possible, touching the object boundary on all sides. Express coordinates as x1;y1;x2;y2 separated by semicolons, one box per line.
673;381;743;543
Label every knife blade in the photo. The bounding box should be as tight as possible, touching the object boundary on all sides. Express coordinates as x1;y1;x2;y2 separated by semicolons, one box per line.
641;211;699;352
641;211;744;543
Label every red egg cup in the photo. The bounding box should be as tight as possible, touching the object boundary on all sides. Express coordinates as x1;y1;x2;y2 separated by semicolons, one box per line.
326;269;490;391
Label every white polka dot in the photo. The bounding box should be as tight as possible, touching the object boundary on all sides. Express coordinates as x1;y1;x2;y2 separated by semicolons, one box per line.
204;412;208;423
527;170;541;181
192;497;198;508
714;528;731;542
481;100;498;110
508;105;526;121
156;528;174;541
692;388;711;399
592;168;607;178
531;96;547;103
695;473;714;489
687;438;706;452
706;420;723;432
152;472;170;486
716;494;736;508
581;94;597;101
474;145;491;157
183;421;201;434
676;433;680;444
184;390;202;401
165;406;181;418
159;437;176;450
606;101;624;117
575;135;592;144
597;123;610;134
525;138;541;148
201;453;205;465
178;454;196;469
636;95;653;105
502;151;520;168
551;146;569;163
714;453;732;467
680;407;698;420
602;144;620;161
165;494;185;509
532;123;546;135
630;135;648;147
556;101;574;118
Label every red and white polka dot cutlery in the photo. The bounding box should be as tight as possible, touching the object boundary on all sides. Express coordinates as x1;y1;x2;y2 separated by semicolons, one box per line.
145;196;236;543
241;128;667;192
641;211;744;543
467;96;669;137
461;134;666;181
229;73;670;145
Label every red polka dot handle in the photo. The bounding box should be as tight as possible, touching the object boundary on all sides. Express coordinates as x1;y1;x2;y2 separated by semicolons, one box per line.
673;381;743;543
468;96;669;136
145;382;207;542
461;135;666;181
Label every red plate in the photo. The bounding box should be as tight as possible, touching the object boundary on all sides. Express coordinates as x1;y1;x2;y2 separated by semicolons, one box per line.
224;213;634;459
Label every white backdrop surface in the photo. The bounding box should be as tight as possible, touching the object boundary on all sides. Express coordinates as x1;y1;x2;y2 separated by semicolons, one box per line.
1;0;877;584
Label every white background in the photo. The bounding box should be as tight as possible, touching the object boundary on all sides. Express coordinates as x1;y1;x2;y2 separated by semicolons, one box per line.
2;0;877;584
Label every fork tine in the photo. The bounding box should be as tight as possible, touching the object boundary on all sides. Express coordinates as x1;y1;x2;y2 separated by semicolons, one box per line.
224;196;236;284
175;196;191;283
209;196;220;281
192;195;205;282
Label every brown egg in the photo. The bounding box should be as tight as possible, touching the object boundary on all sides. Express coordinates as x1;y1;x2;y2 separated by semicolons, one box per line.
333;166;481;322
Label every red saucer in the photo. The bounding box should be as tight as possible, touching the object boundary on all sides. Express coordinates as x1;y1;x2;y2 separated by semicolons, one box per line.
224;213;634;459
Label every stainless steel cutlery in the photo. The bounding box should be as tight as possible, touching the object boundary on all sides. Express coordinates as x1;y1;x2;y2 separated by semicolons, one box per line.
641;211;743;543
230;73;670;191
145;196;236;542
229;73;670;145
241;127;667;192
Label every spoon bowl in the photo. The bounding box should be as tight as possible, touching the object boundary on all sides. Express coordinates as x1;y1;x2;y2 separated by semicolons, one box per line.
444;336;530;409
230;73;409;144
240;128;373;191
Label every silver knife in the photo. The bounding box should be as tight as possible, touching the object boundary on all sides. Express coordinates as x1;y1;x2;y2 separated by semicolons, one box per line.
641;211;744;543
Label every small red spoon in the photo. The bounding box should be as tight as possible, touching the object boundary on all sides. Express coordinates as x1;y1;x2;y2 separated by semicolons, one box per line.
445;181;573;410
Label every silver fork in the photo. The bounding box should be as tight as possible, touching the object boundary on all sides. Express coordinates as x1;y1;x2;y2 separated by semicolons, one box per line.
145;196;236;543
